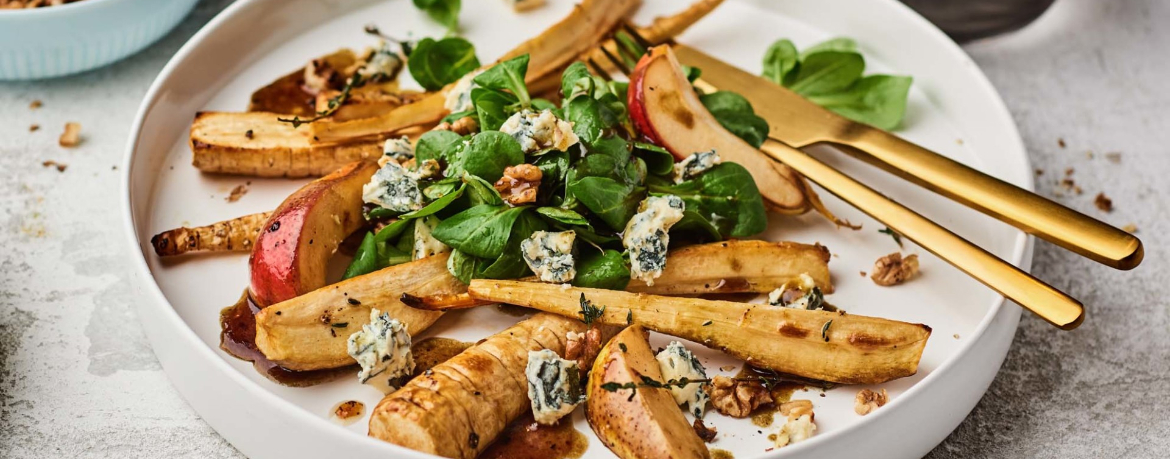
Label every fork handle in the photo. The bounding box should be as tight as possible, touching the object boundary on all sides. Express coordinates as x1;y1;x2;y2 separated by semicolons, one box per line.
759;139;1085;330
834;127;1143;270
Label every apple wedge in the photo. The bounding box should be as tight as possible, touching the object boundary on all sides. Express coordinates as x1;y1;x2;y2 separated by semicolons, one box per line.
249;160;378;307
587;325;710;459
629;46;811;214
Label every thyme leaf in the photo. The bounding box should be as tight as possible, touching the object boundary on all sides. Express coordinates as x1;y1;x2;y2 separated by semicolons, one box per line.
878;226;904;248
578;294;605;325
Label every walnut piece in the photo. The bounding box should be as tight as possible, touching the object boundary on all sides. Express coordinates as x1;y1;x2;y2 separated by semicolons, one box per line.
58;122;81;148
433;116;479;136
1094;192;1113;212
564;327;603;370
710;376;773;418
494;164;542;205
854;388;888;416
692;419;717;443
870;252;919;286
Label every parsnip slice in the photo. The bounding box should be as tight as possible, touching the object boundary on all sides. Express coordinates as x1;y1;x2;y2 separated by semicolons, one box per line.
369;313;585;459
468;280;931;384
254;255;454;371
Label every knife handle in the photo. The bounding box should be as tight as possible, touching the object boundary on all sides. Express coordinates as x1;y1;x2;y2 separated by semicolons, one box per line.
759;139;1085;330
835;127;1142;270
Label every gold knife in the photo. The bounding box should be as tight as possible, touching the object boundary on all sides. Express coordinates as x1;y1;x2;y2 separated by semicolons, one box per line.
673;44;1143;271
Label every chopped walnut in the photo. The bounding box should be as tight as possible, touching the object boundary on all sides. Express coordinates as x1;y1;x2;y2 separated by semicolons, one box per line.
433;116;479;135
226;184;249;203
1122;223;1138;234
710;376;773;418
854;388;888;415
303;58;339;94
692;419;718;443
870;253;919;286
41;160;67;172
564;327;603;369
58;122;81;147
1094;192;1113;212
778;399;813;418
494;164;542;205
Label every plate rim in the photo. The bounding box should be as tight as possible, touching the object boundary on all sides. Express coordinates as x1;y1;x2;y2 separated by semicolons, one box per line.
120;0;1031;457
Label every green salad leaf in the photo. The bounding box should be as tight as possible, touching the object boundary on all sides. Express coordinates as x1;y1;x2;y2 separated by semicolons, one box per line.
408;37;479;91
650;162;766;238
762;37;912;130
412;0;461;31
699;92;770;149
432;204;526;258
573;249;630;290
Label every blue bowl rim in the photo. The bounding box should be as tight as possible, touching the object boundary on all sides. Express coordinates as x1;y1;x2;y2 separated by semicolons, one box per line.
0;0;124;18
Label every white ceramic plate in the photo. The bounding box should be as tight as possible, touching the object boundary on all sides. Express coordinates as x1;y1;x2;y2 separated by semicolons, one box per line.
122;0;1031;457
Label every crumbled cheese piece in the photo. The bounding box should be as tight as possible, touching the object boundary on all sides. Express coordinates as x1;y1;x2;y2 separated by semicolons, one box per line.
444;69;484;113
673;150;721;183
356;40;404;80
525;349;584;425
413;216;450;260
774;413;816;448
303;58;337;93
362;161;425;213
622;195;686;286
656;341;710;418
347;309;414;394
766;273;824;310
499;109;579;154
379;136;415;167
504;0;546;12
521;230;576;283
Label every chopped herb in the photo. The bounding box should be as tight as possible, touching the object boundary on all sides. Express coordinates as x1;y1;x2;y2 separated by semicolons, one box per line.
347;298;361;305
626;309;633;325
821;320;833;342
331;322;349;328
878;226;904;248
468;431;479;448
702;320;713;326
244;129;254;139
618;343;628;353
578;294;605;325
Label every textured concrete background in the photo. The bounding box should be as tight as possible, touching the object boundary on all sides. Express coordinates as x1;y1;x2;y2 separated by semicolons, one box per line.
0;0;1165;457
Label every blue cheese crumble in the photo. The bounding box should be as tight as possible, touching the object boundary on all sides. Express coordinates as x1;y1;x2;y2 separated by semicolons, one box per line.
673;150;721;183
347;309;414;394
622;195;686;286
526;349;584;425
413;216;450;260
444;69;484;113
520;230;576;283
767;273;825;310
356;40;404;81
362;161;425;213
655;341;710;418
499;109;579;154
378;136;415;167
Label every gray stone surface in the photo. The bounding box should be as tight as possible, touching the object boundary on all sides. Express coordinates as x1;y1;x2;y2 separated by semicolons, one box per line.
0;0;1165;457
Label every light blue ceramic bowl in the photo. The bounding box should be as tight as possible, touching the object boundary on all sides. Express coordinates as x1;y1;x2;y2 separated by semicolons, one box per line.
0;0;199;80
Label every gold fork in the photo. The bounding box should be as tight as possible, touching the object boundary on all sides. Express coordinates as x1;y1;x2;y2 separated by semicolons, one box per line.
588;24;1086;329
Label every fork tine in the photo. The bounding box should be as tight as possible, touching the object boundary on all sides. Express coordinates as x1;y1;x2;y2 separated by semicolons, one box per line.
597;41;633;76
619;21;661;48
585;57;613;81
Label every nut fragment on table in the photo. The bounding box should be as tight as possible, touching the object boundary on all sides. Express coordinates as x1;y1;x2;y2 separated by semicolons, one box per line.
854;388;888;415
871;252;919;286
58;122;81;147
710;375;773;418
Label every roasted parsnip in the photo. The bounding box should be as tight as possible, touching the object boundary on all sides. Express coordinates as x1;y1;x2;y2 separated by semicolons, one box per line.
254;254;456;371
369;313;586;459
401;240;832;311
308;0;643;144
150;211;272;256
468;281;931;384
